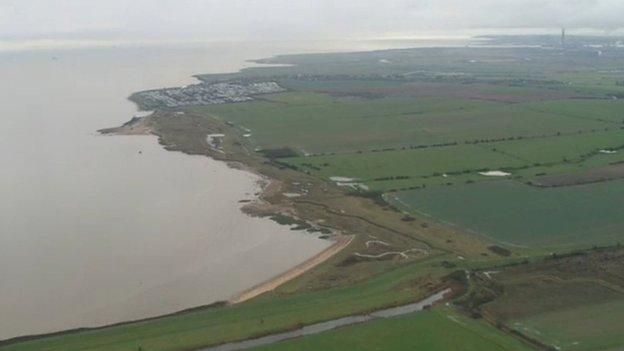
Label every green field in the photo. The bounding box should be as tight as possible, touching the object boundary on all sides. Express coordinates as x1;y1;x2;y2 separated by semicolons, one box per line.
284;144;525;184
512;299;624;351
485;129;624;164
520;99;624;124
188;87;624;194
389;180;624;247
254;306;533;351
189;93;510;154
280;128;624;191
481;249;624;351
189;92;612;155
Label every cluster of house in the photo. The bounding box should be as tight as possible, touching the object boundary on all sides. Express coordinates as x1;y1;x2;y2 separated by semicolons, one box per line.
134;81;285;109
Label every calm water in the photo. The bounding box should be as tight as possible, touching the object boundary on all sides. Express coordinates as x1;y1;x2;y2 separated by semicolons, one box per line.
0;39;463;340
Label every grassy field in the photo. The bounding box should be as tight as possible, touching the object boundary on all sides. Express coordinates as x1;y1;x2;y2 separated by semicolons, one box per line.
480;248;624;351
276;128;624;191
389;180;624;247
485;129;624;164
512;299;624;351
283;144;525;186
277;127;624;191
253;306;534;351
188;93;513;154
280;79;582;103
189;91;611;155
520;99;624;124
187;87;624;194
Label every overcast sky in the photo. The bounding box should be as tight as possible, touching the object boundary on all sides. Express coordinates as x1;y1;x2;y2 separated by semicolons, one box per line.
1;0;623;42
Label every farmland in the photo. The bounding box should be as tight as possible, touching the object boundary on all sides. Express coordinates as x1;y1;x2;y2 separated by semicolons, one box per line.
5;37;624;351
284;144;524;185
188;93;514;154
485;129;624;164
509;300;624;351
156;42;624;350
478;248;624;351
389;180;624;247
274;128;624;191
189;84;624;193
520;99;624;124
189;92;613;155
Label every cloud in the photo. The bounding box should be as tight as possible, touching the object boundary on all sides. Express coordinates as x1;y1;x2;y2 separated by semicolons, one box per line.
0;0;622;41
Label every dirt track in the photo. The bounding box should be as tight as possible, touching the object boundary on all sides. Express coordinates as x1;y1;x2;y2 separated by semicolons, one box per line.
228;235;354;304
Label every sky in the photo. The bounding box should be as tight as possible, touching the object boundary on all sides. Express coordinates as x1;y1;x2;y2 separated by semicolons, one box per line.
1;0;623;43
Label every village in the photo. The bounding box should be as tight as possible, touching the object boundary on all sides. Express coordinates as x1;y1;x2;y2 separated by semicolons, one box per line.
131;81;285;109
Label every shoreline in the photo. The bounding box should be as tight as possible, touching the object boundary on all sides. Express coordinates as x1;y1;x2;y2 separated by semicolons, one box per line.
100;119;355;304
33;48;478;344
228;235;354;304
2;119;351;345
98;115;354;297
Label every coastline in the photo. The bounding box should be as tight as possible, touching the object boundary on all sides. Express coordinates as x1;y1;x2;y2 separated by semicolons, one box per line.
8;35;624;351
41;44;499;346
99;113;353;305
96;101;469;313
0;115;354;345
2;41;502;350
